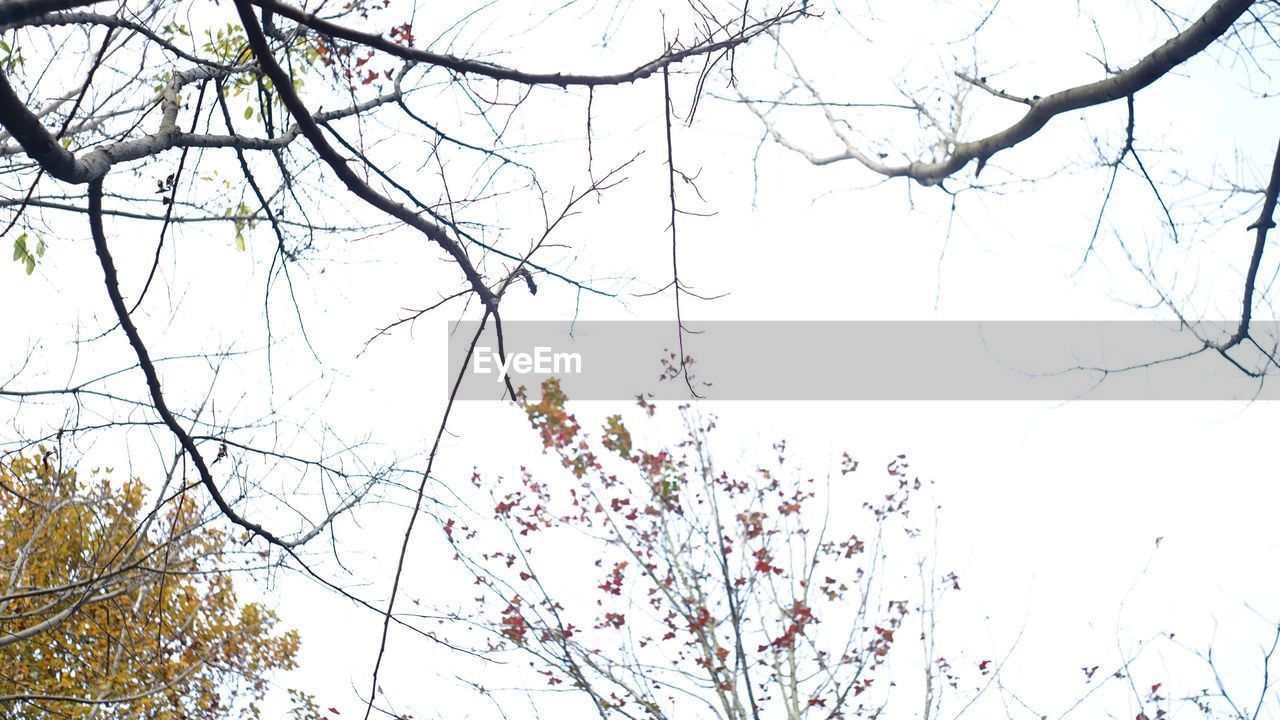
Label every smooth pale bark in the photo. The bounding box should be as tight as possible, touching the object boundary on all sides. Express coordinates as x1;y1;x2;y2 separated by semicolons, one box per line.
0;0;108;28
760;0;1256;184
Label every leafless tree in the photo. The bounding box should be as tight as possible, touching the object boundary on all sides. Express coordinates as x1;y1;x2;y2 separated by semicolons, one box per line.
743;0;1280;373
0;0;800;538
0;0;801;715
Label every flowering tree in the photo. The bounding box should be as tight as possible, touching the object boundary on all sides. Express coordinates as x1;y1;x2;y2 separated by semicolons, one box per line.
434;380;966;719
430;379;1280;720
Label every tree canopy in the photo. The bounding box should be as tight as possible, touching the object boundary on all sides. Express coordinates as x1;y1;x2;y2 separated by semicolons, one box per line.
0;452;305;719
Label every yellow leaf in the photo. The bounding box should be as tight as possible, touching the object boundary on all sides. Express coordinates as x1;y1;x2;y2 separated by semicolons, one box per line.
0;453;299;718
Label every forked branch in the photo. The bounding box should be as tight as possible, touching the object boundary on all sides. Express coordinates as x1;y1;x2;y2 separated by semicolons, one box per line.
753;0;1253;184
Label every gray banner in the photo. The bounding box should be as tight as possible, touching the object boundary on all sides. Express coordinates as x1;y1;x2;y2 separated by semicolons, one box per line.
445;321;1280;400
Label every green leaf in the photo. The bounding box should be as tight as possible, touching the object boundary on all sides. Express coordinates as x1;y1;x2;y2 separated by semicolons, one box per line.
235;232;246;252
13;233;45;274
243;106;253;119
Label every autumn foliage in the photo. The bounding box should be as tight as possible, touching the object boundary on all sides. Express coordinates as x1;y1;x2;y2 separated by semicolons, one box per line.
416;379;1280;720
0;453;305;719
435;379;963;719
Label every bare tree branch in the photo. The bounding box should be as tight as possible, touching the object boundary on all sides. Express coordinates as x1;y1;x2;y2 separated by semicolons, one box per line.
251;0;807;88
0;0;108;28
755;0;1253;184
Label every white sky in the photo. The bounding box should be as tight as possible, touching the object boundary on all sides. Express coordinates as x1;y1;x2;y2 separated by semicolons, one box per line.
3;0;1279;717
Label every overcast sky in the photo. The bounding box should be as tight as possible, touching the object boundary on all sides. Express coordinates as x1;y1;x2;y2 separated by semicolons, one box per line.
3;0;1279;717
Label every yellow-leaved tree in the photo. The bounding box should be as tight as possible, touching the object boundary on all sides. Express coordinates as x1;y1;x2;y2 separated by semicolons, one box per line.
0;451;316;719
